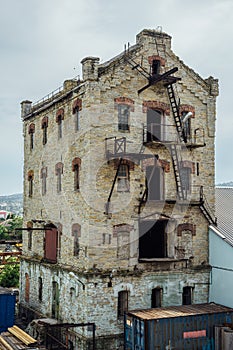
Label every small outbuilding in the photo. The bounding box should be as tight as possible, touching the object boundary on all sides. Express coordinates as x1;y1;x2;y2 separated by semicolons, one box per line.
0;287;16;333
125;303;233;350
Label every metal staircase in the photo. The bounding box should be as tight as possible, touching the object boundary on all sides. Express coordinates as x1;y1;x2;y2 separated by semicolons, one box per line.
170;144;185;200
200;186;217;225
166;83;187;143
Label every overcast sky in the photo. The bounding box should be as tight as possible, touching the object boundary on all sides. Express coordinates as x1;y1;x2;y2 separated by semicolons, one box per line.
0;0;232;195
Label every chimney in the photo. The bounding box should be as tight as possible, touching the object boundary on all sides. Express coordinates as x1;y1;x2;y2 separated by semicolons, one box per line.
21;100;32;118
81;57;100;81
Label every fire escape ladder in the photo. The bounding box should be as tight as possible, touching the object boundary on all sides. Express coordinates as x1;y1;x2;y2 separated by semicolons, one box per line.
124;51;151;81
170;144;185;200
166;83;187;143
138;187;148;215
105;157;123;216
199;186;217;225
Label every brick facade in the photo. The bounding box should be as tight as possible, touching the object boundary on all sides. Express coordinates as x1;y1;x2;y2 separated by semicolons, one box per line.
20;29;218;350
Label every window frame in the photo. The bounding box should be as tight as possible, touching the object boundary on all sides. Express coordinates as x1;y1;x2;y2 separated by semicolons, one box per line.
117;164;130;192
118;104;130;131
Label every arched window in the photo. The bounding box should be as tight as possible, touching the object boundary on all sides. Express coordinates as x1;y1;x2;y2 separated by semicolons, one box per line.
118;290;129;319
27;170;34;197
56;108;64;139
72;98;82;131
72;223;81;257
72;158;81;191
55;163;63;193
41;167;47;195
41;116;48;145
28;123;35;150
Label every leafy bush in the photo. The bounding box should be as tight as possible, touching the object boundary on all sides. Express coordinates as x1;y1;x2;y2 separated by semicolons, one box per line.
0;259;19;287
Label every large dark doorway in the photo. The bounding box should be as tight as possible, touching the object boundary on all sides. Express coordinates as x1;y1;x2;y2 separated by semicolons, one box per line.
139;220;168;259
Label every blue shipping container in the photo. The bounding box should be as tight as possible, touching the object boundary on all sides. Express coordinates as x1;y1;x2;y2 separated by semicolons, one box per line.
125;303;233;350
0;293;16;333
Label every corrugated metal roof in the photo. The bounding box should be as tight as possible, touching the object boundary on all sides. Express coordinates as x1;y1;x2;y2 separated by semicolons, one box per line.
215;187;233;246
127;303;233;320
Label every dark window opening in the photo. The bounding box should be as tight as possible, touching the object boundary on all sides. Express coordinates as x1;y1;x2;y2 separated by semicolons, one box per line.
118;291;129;319
42;124;48;145
28;176;33;197
30;132;34;150
118;104;130;131
72;224;81;257
41;167;47;196
57;116;62;138
146;165;164;200
139;220;168;259
38;277;43;302
74;164;80;191
151;288;162;308
182;286;192;305
147;109;162;142
28;229;32;250
117;164;130;192
152;59;160;75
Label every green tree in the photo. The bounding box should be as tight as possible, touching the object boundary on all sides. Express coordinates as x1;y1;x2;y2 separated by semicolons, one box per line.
0;259;19;287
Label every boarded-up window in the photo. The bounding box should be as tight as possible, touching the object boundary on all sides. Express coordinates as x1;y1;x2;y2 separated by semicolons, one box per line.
117;231;130;260
44;225;58;263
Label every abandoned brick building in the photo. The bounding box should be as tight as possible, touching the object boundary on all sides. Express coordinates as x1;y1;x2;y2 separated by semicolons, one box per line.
20;29;218;349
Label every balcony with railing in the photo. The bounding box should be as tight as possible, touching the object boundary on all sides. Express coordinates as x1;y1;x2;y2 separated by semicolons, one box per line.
143;123;205;148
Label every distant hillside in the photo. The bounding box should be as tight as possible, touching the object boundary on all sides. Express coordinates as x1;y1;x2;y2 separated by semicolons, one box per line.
217;181;233;187
0;193;23;216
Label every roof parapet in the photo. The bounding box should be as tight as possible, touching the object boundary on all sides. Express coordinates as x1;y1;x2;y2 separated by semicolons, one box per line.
81;56;100;81
136;28;172;49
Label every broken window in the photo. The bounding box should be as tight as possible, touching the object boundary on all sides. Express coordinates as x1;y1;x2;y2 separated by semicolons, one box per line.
38;277;42;302
117;164;130;192
182;286;193;305
139;219;168;259
151;287;162;308
118;104;130;131
118;291;129;319
146;165;164;200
